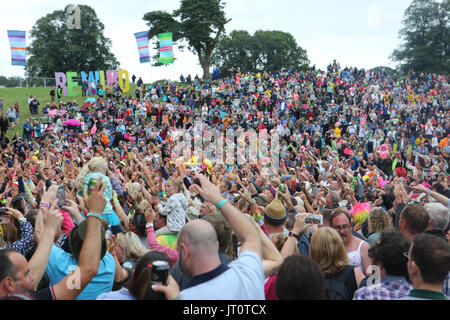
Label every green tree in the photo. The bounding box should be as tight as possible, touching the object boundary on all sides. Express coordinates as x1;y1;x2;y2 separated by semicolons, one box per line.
211;30;255;77
212;30;310;77
26;4;119;78
391;0;449;74
0;76;22;88
143;0;231;80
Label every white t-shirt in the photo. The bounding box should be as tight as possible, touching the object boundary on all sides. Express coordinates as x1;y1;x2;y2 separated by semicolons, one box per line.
179;251;265;300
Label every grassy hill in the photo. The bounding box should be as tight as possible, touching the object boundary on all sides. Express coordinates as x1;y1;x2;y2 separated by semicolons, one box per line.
0;84;138;139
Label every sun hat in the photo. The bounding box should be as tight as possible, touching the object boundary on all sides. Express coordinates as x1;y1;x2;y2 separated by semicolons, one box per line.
264;198;287;224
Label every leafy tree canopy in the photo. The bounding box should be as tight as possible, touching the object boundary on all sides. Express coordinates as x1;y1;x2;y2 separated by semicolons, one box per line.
212;29;310;77
27;4;119;78
391;0;449;74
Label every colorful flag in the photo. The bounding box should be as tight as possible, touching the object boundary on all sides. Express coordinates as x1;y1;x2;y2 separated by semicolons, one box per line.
7;30;26;66
158;32;174;64
134;31;150;63
90;123;97;135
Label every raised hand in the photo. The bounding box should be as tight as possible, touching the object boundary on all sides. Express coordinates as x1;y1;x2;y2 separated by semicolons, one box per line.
191;174;223;205
83;177;107;215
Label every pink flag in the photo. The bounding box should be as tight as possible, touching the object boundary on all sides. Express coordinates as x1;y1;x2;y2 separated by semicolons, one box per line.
90;123;97;135
361;114;366;126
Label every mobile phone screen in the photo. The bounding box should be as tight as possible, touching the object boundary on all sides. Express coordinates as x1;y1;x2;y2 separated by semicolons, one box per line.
57;185;66;207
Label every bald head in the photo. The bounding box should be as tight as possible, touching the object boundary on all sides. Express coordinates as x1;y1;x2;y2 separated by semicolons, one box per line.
178;219;219;255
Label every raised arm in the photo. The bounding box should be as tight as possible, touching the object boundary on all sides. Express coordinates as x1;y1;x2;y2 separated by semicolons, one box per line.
411;183;450;208
280;213;312;258
193;175;262;259
28;200;63;290
51;177;107;300
242;214;283;278
144;208;178;265
112;191;130;231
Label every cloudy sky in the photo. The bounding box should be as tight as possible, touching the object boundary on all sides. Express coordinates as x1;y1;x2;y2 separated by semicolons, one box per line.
0;0;413;83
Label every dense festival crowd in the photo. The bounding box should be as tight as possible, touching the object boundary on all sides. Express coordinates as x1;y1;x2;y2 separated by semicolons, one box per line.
0;61;449;300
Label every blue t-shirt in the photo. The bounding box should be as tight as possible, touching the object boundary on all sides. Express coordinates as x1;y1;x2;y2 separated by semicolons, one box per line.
46;244;115;300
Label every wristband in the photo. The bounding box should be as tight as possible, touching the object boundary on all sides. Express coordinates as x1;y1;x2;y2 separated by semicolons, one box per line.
19;218;27;223
145;222;154;229
216;199;228;211
40;202;50;209
87;212;102;220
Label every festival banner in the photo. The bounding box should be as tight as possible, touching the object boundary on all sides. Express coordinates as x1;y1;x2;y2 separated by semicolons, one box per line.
158;32;174;64
7;30;26;66
134;31;150;63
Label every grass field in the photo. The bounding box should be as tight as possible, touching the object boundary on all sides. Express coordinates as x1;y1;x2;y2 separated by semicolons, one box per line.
0;84;140;139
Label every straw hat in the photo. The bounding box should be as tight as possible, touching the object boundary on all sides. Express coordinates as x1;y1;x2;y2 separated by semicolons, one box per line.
264;198;287;223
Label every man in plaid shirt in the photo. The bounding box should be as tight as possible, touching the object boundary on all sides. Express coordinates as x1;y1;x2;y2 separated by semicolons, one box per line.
353;230;413;300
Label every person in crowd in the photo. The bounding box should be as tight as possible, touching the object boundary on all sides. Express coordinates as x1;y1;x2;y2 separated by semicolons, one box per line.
310;227;365;300
353;230;412;300
275;255;324;300
96;251;170;300
366;208;393;246
0;180;106;300
150;178;188;236
400;234;450;300
329;208;371;275
0;63;448;301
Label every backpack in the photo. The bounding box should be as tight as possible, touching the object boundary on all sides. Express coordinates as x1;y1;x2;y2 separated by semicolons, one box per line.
324;265;354;300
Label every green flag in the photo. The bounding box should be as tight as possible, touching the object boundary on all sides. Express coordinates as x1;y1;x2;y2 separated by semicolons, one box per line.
158;32;174;64
392;158;398;171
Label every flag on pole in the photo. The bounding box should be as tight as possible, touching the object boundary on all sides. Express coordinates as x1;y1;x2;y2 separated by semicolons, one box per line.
158;32;174;64
133;31;150;63
7;30;26;66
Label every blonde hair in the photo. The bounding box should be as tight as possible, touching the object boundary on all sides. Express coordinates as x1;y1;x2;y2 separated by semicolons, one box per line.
166;177;182;193
367;208;391;234
116;232;149;260
75;157;107;191
125;181;143;203
310;227;350;276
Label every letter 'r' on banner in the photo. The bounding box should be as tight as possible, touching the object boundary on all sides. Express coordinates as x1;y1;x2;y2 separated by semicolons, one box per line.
118;70;129;93
55;72;68;96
